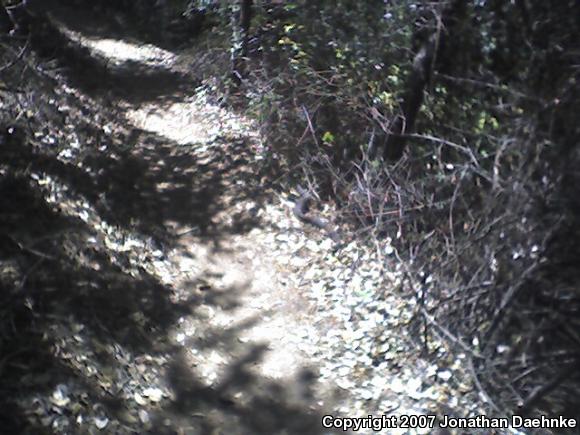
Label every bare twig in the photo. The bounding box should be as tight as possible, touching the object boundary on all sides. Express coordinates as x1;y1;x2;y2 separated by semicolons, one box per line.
0;38;30;73
421;308;483;359
300;105;319;148
518;364;577;414
406;133;480;167
468;357;502;414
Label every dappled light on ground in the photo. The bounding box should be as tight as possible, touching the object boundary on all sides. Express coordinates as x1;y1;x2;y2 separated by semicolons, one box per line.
1;8;344;433
76;37;177;68
56;16;177;69
1;2;544;433
126;94;257;146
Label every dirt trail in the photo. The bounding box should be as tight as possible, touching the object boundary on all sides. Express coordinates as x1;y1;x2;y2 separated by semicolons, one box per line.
19;9;482;434
56;19;345;433
99;41;325;385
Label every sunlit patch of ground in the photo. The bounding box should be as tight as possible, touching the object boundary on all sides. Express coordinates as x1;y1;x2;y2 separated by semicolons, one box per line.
126;93;257;145
57;24;256;146
57;21;177;69
82;38;177;67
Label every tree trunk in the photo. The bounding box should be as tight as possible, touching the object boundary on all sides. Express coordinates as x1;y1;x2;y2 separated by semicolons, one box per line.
382;0;465;161
383;32;438;161
231;0;253;85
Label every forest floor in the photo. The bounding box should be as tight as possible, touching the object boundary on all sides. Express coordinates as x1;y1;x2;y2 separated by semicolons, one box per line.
1;7;486;435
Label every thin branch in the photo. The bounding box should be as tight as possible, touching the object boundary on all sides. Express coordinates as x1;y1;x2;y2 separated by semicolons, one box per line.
301;105;319;148
0;38;29;73
406;133;480;167
421;308;483;359
518;364;577;415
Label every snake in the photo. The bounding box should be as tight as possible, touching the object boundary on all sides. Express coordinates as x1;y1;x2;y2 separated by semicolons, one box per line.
292;187;341;243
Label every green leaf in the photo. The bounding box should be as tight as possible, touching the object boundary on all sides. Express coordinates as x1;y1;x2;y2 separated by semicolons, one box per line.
322;131;335;144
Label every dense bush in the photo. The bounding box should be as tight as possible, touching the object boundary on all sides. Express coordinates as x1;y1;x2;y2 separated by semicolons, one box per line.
203;0;580;421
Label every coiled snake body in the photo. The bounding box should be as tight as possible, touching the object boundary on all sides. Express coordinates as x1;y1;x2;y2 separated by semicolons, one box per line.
292;188;341;243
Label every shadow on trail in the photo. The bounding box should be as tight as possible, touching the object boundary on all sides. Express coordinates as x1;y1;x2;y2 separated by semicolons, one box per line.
160;349;329;435
3;126;264;248
0;5;340;434
48;0;206;50
45;1;148;42
0;175;333;434
0;175;189;433
28;7;198;104
90;132;257;244
14;8;266;247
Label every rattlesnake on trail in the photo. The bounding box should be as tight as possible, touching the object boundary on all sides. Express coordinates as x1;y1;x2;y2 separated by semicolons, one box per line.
292;187;341;243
